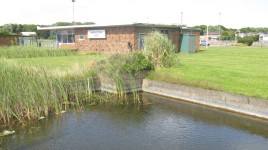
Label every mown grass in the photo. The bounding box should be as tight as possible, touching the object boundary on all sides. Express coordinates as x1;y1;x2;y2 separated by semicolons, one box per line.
0;46;78;59
13;53;106;71
147;47;268;100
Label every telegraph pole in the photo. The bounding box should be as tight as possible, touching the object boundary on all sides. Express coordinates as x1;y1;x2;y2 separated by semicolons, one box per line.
72;0;76;24
206;25;209;49
180;12;183;33
218;12;221;47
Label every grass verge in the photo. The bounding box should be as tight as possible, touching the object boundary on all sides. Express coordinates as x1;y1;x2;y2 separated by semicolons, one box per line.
147;47;268;100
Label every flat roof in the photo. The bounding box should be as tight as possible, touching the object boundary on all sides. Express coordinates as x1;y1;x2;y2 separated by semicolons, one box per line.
19;32;37;36
37;23;188;31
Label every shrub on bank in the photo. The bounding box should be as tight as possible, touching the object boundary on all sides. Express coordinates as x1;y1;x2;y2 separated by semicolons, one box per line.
97;52;153;76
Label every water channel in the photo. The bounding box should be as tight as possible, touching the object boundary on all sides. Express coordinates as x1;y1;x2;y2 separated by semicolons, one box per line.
1;92;268;150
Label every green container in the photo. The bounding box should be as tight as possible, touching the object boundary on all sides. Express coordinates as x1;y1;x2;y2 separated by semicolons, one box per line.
180;34;196;53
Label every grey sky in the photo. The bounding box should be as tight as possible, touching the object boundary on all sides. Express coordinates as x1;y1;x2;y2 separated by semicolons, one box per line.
1;0;267;28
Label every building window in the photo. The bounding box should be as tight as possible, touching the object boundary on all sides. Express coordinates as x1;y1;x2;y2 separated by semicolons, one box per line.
79;35;85;40
160;29;169;35
56;30;75;44
139;33;146;49
152;28;169;35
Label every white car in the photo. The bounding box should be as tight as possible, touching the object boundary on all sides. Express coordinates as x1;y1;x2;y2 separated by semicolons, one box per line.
200;40;210;46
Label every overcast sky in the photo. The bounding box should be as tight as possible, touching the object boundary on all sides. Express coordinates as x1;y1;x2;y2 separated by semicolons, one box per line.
1;0;267;28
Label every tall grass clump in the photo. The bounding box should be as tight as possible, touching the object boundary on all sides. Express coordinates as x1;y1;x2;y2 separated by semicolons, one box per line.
0;59;94;124
144;31;176;69
0;46;78;59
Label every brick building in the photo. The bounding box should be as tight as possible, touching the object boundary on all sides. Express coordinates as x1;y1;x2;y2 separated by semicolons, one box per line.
0;35;18;46
37;23;200;52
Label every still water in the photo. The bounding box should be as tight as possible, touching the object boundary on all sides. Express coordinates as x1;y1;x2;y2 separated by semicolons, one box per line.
1;93;268;150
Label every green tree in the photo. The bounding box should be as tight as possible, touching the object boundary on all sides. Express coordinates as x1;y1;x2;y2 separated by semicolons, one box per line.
22;24;37;32
0;25;11;35
193;25;207;35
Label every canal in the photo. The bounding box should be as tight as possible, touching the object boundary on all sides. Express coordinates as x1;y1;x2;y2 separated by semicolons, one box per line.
1;92;268;150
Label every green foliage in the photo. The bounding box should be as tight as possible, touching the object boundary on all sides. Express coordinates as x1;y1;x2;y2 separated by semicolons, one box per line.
0;22;95;38
0;59;96;124
239;27;268;33
193;25;207;35
220;31;236;40
0;46;78;59
22;24;37;32
97;53;153;76
122;52;154;75
0;25;11;35
144;31;176;69
238;36;256;46
37;30;50;39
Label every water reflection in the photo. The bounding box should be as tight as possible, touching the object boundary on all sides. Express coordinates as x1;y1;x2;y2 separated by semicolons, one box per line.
143;93;268;138
1;92;268;150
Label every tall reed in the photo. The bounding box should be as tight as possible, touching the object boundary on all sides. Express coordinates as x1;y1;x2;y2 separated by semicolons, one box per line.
0;59;93;124
0;48;153;125
143;31;176;69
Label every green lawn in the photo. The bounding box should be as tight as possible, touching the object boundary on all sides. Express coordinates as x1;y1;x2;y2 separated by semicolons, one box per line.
147;47;268;100
5;46;268;100
13;53;106;71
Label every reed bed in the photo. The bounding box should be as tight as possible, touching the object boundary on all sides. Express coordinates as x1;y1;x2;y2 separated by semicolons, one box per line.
0;33;174;124
0;52;153;124
0;46;78;59
0;59;95;124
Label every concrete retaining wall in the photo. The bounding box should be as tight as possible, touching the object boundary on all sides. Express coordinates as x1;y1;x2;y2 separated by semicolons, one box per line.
142;79;268;119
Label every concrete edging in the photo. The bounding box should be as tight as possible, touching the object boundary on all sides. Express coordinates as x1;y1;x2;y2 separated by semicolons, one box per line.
142;79;268;119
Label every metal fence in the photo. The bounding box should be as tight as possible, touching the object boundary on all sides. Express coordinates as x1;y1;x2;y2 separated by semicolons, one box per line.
37;39;57;48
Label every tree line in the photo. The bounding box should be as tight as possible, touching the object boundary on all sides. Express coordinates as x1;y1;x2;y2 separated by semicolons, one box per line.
0;22;94;39
193;25;267;46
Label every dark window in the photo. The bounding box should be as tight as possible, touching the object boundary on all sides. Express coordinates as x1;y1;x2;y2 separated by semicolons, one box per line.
56;30;75;44
79;35;85;40
160;29;169;35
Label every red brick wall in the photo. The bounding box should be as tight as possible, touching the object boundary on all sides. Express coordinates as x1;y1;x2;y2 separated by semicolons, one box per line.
59;44;76;50
73;26;182;53
192;31;200;52
75;26;135;52
0;35;18;46
133;27;181;52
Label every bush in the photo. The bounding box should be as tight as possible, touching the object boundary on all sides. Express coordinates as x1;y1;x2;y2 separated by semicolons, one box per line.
122;52;153;75
144;31;176;69
238;36;254;46
97;52;153;76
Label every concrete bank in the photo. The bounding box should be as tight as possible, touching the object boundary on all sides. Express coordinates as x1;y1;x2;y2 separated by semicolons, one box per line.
142;79;268;119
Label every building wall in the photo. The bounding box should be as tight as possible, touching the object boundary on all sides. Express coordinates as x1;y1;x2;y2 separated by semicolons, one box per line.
56;26;199;53
59;43;76;49
133;27;181;52
75;26;135;52
0;35;18;46
193;31;200;52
